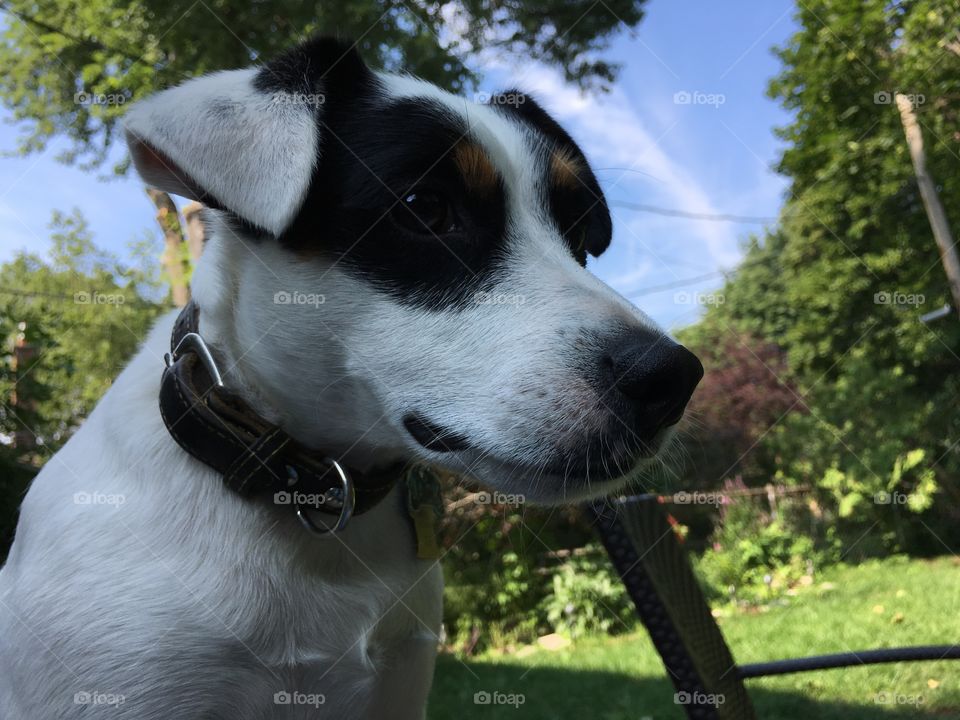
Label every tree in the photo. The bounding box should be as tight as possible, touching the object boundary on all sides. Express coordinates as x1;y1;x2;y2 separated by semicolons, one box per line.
0;0;646;303
0;0;646;172
0;209;163;447
0;209;163;555
678;328;800;490
688;0;960;555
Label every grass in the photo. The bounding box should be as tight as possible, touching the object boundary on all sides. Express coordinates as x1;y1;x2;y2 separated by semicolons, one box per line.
429;556;960;719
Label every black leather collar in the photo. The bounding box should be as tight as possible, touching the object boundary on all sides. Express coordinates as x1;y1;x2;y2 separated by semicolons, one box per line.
158;301;400;526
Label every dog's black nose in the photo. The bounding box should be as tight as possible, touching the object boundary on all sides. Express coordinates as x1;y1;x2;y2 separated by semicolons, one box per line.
605;332;704;438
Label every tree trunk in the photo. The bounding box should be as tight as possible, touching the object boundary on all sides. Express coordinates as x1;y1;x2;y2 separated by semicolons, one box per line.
182;201;206;262
147;188;191;307
10;335;36;451
895;93;960;318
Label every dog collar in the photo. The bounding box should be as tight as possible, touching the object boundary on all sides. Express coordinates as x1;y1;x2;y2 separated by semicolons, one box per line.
158;301;401;536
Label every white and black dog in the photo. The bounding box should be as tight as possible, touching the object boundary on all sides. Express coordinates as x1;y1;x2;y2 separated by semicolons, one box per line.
0;37;702;719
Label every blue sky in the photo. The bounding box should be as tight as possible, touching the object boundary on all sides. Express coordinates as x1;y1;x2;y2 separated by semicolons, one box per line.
0;0;797;331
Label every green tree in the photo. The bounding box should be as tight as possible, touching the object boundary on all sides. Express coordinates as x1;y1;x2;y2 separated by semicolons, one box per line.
0;209;164;553
0;0;647;172
686;0;960;555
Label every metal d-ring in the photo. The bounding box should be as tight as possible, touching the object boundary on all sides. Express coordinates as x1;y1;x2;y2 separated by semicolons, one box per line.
164;332;225;388
293;460;355;537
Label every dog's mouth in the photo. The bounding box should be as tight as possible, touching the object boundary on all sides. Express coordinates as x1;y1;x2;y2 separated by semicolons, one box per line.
402;410;674;495
403;413;472;453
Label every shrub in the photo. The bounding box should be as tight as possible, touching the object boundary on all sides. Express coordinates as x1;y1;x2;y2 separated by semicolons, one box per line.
694;480;838;606
540;546;636;638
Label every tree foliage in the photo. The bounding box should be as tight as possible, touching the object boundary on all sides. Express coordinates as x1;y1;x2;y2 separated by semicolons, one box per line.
0;0;646;171
680;330;800;490
682;0;960;555
0;210;164;551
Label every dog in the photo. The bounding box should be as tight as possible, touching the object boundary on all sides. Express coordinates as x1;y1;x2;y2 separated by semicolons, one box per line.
0;36;702;719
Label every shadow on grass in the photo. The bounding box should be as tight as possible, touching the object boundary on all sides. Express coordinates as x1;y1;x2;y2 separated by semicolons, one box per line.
429;656;950;720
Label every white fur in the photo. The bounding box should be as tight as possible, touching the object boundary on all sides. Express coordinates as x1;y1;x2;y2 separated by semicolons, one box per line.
0;58;674;720
124;68;318;236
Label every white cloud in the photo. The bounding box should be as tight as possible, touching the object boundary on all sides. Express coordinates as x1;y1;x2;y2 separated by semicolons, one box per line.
476;57;745;297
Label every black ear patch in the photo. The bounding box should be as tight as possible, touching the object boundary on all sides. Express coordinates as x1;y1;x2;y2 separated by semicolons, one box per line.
490;90;612;261
252;36;375;104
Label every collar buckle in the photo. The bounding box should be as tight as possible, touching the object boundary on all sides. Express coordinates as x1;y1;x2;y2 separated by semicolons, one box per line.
164;331;225;388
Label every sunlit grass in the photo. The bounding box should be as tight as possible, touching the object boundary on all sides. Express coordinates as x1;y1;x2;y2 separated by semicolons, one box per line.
430;556;960;719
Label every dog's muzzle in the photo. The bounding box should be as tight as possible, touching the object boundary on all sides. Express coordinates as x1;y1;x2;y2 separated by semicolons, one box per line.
158;301;402;536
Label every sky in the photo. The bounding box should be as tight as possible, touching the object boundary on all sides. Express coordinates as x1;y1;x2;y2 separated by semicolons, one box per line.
0;0;797;332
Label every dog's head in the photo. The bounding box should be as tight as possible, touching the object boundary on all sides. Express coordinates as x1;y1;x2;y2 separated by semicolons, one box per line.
125;37;703;504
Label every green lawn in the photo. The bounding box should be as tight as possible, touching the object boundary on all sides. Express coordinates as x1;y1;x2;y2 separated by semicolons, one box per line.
429;556;960;719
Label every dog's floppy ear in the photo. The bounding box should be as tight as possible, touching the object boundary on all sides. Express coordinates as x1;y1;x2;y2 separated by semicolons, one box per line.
124;37;372;236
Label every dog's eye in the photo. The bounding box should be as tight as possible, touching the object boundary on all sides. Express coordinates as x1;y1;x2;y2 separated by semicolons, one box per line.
571;226;588;265
392;188;458;235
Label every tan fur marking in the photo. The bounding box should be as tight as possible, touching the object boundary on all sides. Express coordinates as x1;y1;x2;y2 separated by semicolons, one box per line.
454;142;498;194
551;148;585;189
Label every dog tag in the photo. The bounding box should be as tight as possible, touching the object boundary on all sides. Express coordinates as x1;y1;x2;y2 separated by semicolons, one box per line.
411;505;441;560
405;466;444;560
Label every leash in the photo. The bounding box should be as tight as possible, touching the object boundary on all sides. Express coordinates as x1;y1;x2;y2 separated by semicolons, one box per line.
158;300;403;537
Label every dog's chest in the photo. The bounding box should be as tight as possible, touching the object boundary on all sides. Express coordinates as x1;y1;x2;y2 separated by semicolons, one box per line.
231;568;441;717
195;506;443;716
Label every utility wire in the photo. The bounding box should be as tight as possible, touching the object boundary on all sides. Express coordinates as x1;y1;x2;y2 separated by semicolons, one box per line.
625;252;778;299
628;270;731;298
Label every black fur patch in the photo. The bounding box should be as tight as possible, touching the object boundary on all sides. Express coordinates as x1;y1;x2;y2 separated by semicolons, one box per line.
490;91;612;263
254;38;510;310
249;38;609;309
252;36;372;104
292;95;510;309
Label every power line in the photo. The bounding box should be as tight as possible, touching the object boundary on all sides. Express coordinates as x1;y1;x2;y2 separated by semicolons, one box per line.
625;253;778;299
610;200;777;224
628;270;730;298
